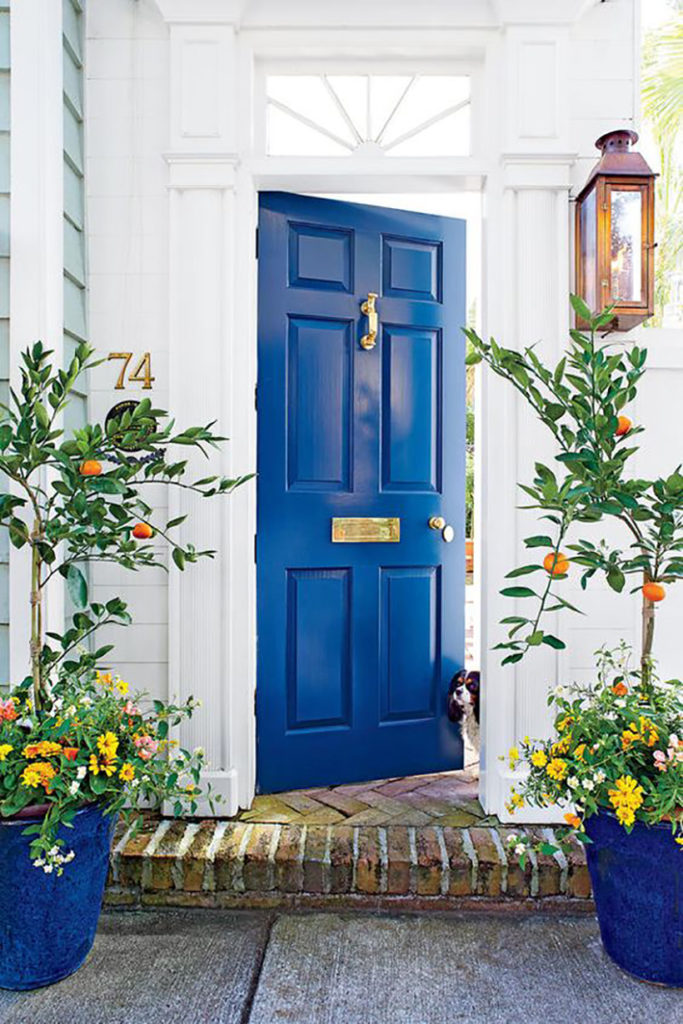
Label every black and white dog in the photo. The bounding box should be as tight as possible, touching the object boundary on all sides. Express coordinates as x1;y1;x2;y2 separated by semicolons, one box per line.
447;669;480;756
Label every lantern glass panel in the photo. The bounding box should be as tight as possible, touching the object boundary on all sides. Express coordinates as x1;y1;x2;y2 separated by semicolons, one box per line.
579;186;597;311
610;189;642;303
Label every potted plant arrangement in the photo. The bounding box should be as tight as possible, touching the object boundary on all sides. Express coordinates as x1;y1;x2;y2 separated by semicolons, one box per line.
466;296;683;987
0;341;250;990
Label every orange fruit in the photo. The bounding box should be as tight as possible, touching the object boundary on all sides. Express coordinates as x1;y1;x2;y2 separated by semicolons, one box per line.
642;581;665;603
615;415;632;437
132;522;153;540
80;459;102;476
543;551;569;576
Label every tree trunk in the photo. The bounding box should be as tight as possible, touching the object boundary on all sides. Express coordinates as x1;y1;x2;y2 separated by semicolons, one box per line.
29;521;43;710
641;574;655;695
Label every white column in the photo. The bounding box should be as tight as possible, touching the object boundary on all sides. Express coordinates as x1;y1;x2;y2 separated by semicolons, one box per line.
9;0;64;683
479;14;575;821
162;10;256;813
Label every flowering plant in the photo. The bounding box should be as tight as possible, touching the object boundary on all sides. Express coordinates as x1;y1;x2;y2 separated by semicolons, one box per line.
466;297;683;852
0;341;250;872
0;670;209;872
504;645;683;859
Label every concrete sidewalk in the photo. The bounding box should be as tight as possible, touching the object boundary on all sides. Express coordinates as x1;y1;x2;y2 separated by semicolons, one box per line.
0;910;680;1023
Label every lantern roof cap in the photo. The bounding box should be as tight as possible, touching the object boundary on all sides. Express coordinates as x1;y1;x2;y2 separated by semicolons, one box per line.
577;129;655;198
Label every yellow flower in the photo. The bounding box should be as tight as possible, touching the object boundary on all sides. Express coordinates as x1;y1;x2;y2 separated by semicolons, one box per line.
557;715;574;733
564;812;582;829
504;789;525;814
89;753;118;777
531;750;548;768
115;679;129;696
0;743;13;761
608;775;644;828
508;746;520;769
97;731;119;760
546;758;568;782
97;671;113;689
119;762;135;782
21;761;56;790
23;740;63;759
551;737;570;756
574;743;586;761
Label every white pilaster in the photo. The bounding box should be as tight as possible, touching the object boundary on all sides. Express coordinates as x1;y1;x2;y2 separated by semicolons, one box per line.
9;0;64;684
163;11;256;813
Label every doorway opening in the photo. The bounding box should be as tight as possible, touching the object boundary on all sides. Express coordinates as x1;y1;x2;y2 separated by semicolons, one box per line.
255;188;482;798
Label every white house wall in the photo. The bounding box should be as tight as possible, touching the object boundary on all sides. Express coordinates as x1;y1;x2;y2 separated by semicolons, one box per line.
79;0;678;820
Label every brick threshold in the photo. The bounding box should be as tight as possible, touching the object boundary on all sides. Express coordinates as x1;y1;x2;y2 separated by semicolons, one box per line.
106;818;592;908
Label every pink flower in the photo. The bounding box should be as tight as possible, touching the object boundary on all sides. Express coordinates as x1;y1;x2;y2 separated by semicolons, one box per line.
653;750;668;772
138;748;153;761
133;734;158;761
0;699;17;722
123;701;140;717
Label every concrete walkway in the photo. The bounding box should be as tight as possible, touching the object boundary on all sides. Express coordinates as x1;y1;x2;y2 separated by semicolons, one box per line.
0;910;680;1023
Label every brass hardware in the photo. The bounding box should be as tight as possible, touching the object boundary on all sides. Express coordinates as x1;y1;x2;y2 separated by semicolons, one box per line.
429;516;454;543
332;517;400;543
360;292;378;350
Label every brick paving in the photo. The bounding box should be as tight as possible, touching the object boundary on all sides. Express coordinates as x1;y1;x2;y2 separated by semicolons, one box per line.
106;768;593;909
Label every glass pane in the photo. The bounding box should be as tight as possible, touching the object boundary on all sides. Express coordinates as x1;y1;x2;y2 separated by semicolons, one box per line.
267;104;351;156
382;76;470;148
387;105;470;157
266;76;356;147
610;189;642;303
579;187;597;312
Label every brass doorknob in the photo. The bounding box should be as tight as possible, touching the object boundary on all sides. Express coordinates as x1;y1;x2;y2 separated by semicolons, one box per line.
428;516;454;543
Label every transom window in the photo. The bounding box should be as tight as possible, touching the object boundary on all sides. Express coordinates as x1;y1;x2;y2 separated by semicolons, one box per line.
265;74;471;157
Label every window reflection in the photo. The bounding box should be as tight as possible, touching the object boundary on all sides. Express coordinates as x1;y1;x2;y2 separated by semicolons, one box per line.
610;190;642;302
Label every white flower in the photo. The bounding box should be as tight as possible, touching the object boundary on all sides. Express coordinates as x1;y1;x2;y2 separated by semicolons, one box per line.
49;845;59;857
77;766;87;780
193;746;205;757
65;851;75;863
66;704;77;717
69;781;80;796
506;833;518;845
43;864;53;874
583;779;595;792
514;844;526;856
594;770;606;784
33;859;45;868
615;699;626;709
80;695;92;707
567;776;579;790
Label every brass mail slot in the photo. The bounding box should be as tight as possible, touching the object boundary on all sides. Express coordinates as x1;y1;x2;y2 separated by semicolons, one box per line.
332;517;400;543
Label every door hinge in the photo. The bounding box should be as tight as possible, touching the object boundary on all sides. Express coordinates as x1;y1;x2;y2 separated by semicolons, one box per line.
254;533;257;563
254;383;258;410
255;227;259;258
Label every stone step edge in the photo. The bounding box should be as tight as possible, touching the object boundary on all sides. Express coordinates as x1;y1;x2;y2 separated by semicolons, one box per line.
106;820;591;903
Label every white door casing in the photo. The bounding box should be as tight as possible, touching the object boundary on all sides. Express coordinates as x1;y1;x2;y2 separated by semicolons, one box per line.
99;0;639;819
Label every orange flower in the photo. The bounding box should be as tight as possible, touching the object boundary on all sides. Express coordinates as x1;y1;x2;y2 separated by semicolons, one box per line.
62;747;79;761
564;813;582;829
23;741;63;759
612;682;628;696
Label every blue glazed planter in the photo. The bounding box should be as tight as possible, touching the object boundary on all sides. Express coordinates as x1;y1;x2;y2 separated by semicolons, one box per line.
0;803;117;990
584;809;683;987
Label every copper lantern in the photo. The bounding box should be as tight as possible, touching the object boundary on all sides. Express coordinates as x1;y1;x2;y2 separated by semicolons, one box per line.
575;130;655;331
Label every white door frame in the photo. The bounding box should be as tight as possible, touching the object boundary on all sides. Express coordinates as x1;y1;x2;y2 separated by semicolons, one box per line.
153;0;595;821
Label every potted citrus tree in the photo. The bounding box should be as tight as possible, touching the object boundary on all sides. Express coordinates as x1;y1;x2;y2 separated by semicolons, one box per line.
0;341;250;990
466;296;683;987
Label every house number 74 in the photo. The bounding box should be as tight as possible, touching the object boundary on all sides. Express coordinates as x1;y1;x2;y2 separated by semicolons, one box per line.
107;352;155;390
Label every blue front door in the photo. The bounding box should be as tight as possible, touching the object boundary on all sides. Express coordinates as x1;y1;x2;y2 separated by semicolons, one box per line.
257;192;466;793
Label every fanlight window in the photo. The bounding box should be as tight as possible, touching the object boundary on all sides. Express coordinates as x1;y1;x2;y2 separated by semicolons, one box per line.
265;74;471;157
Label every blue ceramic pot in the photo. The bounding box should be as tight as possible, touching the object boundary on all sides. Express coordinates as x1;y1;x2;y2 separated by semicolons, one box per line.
584;809;683;987
0;803;117;990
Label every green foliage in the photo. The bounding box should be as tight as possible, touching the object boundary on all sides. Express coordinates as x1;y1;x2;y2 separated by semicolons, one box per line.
0;340;252;706
465;296;683;679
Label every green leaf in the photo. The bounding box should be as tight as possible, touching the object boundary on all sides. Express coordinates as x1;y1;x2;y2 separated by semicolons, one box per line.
172;547;186;571
66;565;88;610
502;652;524;666
569;293;593;323
505;565;543;578
500;586;537;598
524;535;553;548
606;567;625;593
526;631;544;646
542;635;566;650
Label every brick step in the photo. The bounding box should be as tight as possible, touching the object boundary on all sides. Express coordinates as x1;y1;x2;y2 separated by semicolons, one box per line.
106;818;592;909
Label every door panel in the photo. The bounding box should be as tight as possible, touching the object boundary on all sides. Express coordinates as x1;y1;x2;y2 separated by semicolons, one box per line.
257;191;466;793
